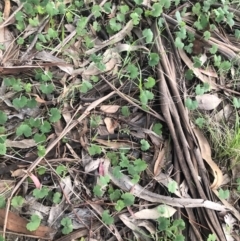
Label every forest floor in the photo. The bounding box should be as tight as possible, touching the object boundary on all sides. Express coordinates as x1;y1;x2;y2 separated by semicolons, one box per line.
0;0;240;240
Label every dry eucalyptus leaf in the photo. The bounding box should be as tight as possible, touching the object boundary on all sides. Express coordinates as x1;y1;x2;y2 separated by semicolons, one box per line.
134;205;176;219
196;94;222;110
5;139;36;148
100;105;120;113
104;117;119;134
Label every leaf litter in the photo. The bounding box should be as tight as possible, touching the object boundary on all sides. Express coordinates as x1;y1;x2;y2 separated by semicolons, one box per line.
0;0;240;241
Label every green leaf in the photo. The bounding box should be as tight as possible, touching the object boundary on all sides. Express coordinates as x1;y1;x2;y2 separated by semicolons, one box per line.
49;108;61;123
103;2;111;13
174;37;184;49
151;3;163;17
0;111;7;125
12;96;28;109
110;189;121;201
53;192;62;204
153;123;162;135
112;166;123;179
168;180;178;193
174;235;185;241
80;80;93;93
40;83;55;94
56;165;67;176
173;219;185;230
34;133;46;144
233;97;240;108
158;217;170;231
185;98;198;110
207;234;217;241
90;115;102;128
130;12;140;25
16;124;32;137
40;121;51;133
102;210;114;225
218;188;229;200
121;192;135;206
0;196;6;208
140;139;150;151
46;2;58;16
93;185;103;197
119;154;130;168
17;37;24;45
142;28;153;44
115;199;125;211
92;5;101;18
203;31;211;40
185;69;194;80
99;175;110;186
11;196;24;208
37;166;46;175
184;43;193;54
120;5;129;14
121;106;130;117
33;187;49;199
37;145;46;157
26;214;41;231
127;64;139;79
0;143;6;155
195;117;205;128
88;144;102;156
193;57;202;68
109;18;122;32
144;77;156;89
195;84;205;95
148;53;159;66
235;29;240;39
192;3;201;15
219;61;231;72
61;217;73;234
134;159;147;172
140;90;154;105
209;45;218;54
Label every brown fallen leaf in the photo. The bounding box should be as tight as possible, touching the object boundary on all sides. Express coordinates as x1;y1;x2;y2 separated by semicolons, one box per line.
0;209;55;239
104;117;119;134
5;139;36;148
100;105;120;113
193;128;223;189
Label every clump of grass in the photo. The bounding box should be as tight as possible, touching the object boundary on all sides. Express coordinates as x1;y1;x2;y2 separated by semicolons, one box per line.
205;114;240;169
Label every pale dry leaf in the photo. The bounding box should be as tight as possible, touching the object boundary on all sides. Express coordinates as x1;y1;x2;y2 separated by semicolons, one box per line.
35;51;73;74
5;139;36;148
11;169;25;177
84;159;100;173
134;205;176;219
153;147;165;176
101;105;120;113
193;128;223;189
196;94;222;110
104;117;119;134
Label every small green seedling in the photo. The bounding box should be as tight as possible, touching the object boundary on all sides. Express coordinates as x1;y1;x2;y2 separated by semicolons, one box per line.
61;217;73;234
102;210;114;225
218;188;229;200
11;196;24;208
26;214;41;231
